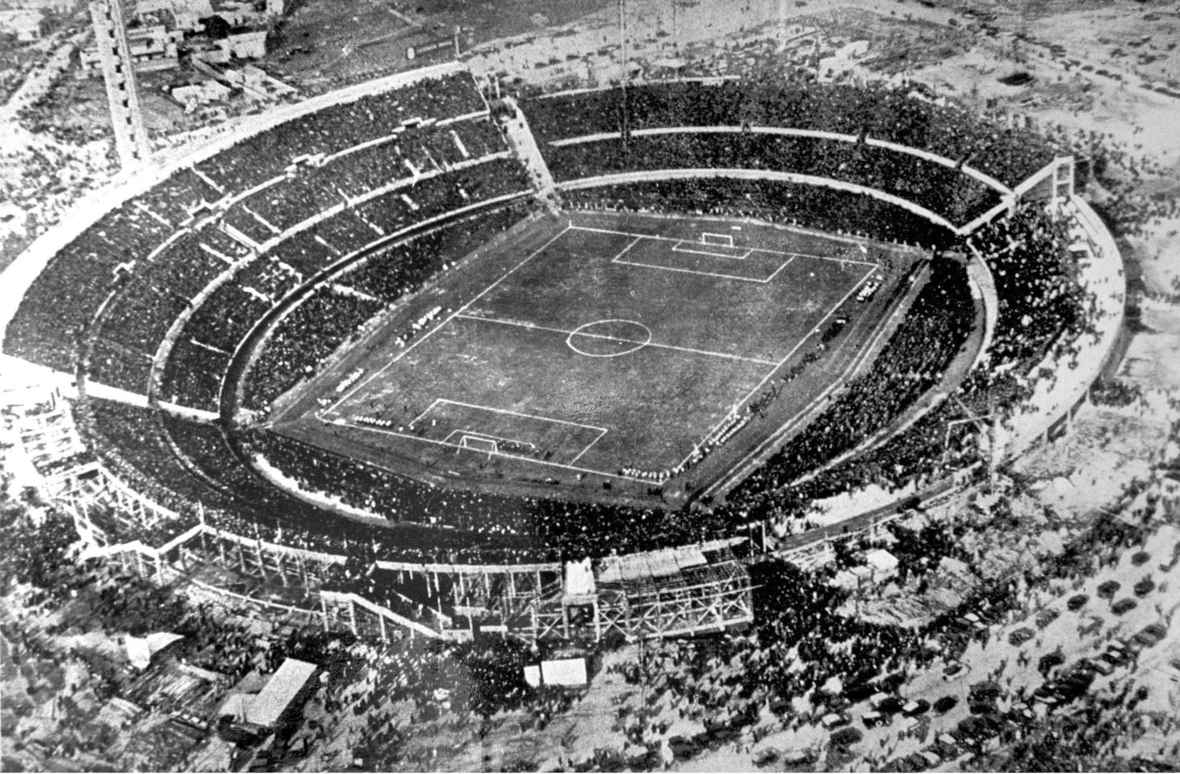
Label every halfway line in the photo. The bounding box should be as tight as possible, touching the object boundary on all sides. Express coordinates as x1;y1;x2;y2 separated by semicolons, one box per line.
454;314;779;366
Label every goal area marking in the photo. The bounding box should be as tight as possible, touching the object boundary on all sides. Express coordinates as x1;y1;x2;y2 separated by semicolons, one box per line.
670;241;754;260
459;435;498;455
407;398;608;467
701;232;734;247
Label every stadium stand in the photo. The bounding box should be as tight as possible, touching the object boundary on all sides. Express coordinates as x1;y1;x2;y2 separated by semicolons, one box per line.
544;132;1001;224
7;73;1097;572
521;80;1058;187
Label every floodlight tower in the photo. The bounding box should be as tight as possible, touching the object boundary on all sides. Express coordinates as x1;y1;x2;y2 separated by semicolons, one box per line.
88;0;152;171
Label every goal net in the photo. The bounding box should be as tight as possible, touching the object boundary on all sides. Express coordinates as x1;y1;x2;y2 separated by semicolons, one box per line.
701;232;735;248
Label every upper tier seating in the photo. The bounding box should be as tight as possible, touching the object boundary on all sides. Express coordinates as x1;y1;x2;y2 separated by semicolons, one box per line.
522;80;1058;187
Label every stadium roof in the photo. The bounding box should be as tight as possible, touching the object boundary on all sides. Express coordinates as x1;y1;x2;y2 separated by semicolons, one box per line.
597;546;707;584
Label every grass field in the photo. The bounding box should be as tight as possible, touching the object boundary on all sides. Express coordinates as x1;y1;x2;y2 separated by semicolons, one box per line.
311;213;881;481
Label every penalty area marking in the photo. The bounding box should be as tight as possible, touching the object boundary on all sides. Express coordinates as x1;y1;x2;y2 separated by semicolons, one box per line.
671;259;881;471
613;249;794;284
326;415;636;480
409;397;608;435
410;398;608;467
572;224;879;268
320;224;574;418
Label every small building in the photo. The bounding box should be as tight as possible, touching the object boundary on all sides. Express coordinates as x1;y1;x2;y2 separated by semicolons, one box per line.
247;658;318;730
80;24;183;76
523;657;588;688
136;0;214;19
221;29;267;59
218;658;318;735
170;79;231;108
223;64;295;101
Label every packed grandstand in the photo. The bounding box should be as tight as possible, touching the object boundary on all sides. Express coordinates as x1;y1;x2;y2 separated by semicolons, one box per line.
2;66;1113;608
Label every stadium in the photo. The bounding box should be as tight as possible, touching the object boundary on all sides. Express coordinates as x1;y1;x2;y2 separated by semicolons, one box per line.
0;63;1124;645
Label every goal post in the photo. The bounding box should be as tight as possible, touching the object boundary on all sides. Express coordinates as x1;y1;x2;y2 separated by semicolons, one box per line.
701;232;735;247
459;435;498;455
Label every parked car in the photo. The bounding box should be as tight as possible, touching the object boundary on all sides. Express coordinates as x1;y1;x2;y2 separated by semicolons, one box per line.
942;662;969;681
933;695;958;714
1134;623;1167;648
820;712;851;730
1112;598;1138;615
1008;627;1035;646
1038;651;1066;673
1097;580;1121;600
902;699;931;717
830;726;863;747
1088;657;1115;676
826;695;852;712
970;698;1000;714
1101;646;1131;667
919;751;942;768
844;683;875;703
862;711;890;728
1067;594;1090;612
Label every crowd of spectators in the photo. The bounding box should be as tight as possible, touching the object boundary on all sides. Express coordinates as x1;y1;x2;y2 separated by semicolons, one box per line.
6;74;502;399
544;131;1000;225
169;158;530;412
243;205;528;414
565;178;957;249
4;159;226;374
16;67;1103;582
193;74;486;191
727;261;974;510
970;201;1088;371
522;79;1058;187
77;204;1089;572
243;288;383;413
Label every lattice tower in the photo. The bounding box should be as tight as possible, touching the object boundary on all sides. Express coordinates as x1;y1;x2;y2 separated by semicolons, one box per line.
88;0;152;170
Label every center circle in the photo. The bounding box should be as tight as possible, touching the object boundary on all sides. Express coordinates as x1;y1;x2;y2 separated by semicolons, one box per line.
566;319;653;358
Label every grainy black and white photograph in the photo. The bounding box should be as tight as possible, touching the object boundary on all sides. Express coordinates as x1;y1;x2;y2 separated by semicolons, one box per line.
0;0;1177;770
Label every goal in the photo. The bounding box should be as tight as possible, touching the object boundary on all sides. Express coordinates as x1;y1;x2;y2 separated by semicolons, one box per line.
701;232;735;248
459;435;498;455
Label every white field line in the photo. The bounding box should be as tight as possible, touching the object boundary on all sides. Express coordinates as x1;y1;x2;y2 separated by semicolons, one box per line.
613;251;793;284
441;429;537;450
321;224;573;416
454;314;779;366
412;397;608;434
331;419;639;480
572;224;878;268
670;242;755;260
568;430;607;466
674;260;880;470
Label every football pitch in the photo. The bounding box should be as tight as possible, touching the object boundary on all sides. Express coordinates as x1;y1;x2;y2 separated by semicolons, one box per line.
313;215;879;481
